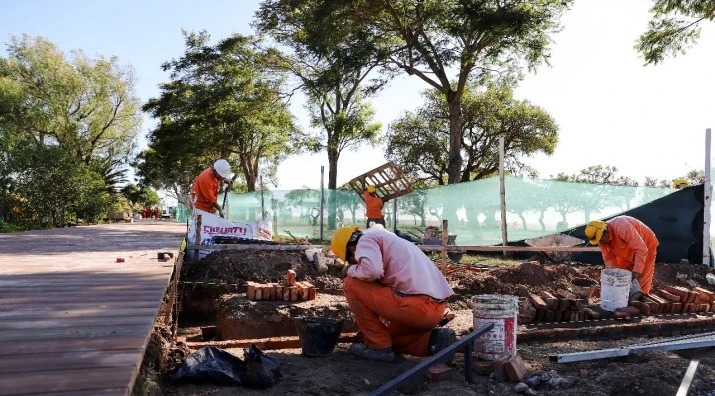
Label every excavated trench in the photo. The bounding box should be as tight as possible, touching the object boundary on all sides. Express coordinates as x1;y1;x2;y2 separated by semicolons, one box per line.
176;250;715;347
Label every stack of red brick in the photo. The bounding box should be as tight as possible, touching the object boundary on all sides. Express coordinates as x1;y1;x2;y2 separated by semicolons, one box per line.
524;288;586;323
642;286;715;314
245;269;316;302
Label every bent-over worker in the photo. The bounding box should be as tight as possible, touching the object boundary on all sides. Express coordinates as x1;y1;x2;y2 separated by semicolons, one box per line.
363;185;385;228
331;226;455;361
585;216;659;294
190;159;233;218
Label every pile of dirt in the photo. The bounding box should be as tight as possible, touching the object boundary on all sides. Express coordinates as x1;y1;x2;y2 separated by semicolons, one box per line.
652;262;715;291
448;261;590;299
186;250;344;291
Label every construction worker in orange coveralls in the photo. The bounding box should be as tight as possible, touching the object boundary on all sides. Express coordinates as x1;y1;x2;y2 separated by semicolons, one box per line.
331;225;455;361
363;185;385;228
190;159;234;218
585;216;659;294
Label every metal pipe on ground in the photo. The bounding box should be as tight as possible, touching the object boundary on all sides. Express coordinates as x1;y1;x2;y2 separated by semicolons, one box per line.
552;333;715;363
369;323;494;396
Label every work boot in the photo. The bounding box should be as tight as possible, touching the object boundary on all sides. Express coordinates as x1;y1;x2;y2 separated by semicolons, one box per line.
349;343;395;362
428;328;456;361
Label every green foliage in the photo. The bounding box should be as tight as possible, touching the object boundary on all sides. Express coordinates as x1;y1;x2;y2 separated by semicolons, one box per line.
334;0;572;183
139;31;301;196
637;0;715;65
0;35;138;229
9;143;111;228
386;81;558;185
120;183;161;208
256;0;385;190
0;222;23;233
0;34;141;165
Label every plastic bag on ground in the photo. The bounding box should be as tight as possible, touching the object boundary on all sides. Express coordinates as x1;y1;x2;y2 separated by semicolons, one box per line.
171;344;281;388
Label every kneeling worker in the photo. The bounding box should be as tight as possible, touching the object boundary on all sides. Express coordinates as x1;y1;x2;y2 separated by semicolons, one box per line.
585;216;659;294
331;226;455;361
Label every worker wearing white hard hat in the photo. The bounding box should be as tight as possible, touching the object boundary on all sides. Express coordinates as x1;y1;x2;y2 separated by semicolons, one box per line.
190;159;234;218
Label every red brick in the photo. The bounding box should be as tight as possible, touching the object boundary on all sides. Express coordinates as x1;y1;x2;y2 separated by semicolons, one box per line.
427;363;454;381
283;287;291;301
540;291;557;309
555;288;576;299
275;285;283;299
289;286;298;301
285;269;297;286
528;294;548;310
557;298;571;311
630;301;650;316
246;282;256;300
584;308;600;320
693;287;715;303
504;354;527;382
656;290;681;302
473;360;493;375
491;355;510;382
671;302;682;313
255;287;263;300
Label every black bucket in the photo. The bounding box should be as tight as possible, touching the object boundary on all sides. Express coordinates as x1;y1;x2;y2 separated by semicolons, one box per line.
295;317;345;357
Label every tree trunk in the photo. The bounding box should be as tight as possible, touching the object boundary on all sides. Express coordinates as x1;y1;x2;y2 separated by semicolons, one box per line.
446;92;464;184
327;148;339;231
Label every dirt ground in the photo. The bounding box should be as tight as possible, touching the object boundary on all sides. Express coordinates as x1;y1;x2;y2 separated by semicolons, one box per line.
140;250;715;395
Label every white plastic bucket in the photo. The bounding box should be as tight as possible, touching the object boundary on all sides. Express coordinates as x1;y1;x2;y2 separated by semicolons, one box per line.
600;268;632;311
472;294;518;360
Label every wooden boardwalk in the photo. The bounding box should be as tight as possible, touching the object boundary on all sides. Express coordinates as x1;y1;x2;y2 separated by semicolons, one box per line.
0;221;185;395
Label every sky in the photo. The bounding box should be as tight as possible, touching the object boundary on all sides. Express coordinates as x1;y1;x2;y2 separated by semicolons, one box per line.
1;0;713;195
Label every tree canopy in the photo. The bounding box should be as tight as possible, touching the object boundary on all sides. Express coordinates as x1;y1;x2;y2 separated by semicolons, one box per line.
637;0;715;65
138;31;302;198
256;0;384;191
386;81;558;185
322;0;571;184
0;35;141;228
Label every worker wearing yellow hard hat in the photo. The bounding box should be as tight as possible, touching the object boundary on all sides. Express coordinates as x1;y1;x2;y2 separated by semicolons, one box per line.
331;225;455;361
363;184;385;228
672;178;691;189
585;216;659;294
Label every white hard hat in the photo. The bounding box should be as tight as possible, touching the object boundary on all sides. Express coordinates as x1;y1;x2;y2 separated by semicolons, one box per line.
213;159;233;179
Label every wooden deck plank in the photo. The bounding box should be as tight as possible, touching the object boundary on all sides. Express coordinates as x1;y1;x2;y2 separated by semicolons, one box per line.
0;336;148;355
0;306;160;320
0;366;137;395
0;221;184;395
0;323;153;341
0;349;141;374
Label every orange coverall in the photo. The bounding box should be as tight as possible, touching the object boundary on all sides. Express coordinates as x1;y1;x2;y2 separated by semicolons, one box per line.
363;190;384;223
599;216;659;294
190;167;221;213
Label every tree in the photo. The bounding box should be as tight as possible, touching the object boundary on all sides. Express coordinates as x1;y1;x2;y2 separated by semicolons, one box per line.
0;35;140;228
339;0;571;183
256;0;385;191
139;31;301;198
637;1;715;65
0;34;140;166
386;81;558;185
120;183;161;208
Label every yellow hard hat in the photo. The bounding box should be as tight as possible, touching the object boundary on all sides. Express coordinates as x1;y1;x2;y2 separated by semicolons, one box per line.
331;226;360;261
672;178;691;189
367;185;376;193
584;221;607;245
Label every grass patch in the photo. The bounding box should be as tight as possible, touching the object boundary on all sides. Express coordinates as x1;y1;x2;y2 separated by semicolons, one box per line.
0;222;23;233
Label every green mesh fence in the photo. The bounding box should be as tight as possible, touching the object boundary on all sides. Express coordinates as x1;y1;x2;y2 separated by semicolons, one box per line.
221;175;674;244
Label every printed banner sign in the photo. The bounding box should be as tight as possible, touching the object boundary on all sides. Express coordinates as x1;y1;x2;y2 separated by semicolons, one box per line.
188;209;273;259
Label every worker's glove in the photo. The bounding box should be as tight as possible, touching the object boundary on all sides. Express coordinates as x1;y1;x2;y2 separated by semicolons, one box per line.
218;209;225;218
631;271;640;279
